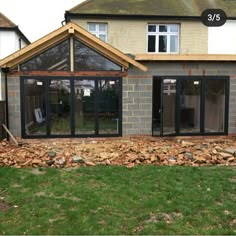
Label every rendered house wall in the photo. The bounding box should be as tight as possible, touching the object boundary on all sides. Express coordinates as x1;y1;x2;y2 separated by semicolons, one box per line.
72;19;208;55
0;31;28;100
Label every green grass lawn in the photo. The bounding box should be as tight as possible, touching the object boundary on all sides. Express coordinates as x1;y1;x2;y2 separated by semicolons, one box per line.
0;166;235;235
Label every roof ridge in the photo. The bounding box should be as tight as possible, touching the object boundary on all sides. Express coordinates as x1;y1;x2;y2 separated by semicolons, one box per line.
0;12;16;27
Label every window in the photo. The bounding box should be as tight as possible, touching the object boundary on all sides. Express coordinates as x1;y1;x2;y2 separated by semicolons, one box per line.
21;77;122;137
147;24;179;53
20;40;70;71
74;39;121;71
88;23;107;42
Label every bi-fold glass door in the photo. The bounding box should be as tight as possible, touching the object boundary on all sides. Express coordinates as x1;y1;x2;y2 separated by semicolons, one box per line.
21;77;121;138
152;76;229;136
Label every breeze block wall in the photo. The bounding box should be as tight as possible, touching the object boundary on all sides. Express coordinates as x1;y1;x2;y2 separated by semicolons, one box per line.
124;62;236;136
7;76;21;137
122;74;152;135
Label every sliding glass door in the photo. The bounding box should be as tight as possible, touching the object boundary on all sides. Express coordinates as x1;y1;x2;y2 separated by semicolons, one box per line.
98;80;120;135
162;79;176;135
49;79;71;135
21;76;122;138
74;80;96;135
152;76;229;136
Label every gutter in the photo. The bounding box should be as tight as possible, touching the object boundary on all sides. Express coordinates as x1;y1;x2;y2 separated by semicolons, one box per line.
65;11;236;22
65;12;203;21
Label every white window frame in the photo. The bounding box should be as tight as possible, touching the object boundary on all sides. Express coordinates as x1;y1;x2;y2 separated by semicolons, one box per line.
147;24;180;53
87;23;108;42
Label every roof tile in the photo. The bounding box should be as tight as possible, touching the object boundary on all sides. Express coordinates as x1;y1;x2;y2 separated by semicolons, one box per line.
0;12;16;28
68;0;236;17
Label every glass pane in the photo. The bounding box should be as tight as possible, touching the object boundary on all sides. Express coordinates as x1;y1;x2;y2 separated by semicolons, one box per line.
159;35;167;52
21;40;70;71
74;39;121;71
163;79;176;135
170;35;178;52
74;80;95;135
88;23;96;31
180;80;201;133
148;35;156;52
98;80;120;134
205;80;225;133
24;79;46;136
49;80;71;135
99;24;107;32
152;79;162;136
148;25;156;32
159;25;168;32
99;34;106;42
170;25;179;32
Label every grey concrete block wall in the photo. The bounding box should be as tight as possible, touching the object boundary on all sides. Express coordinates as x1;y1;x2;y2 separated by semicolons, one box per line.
127;62;236;136
229;78;236;134
5;61;236;138
7;77;21;137
122;76;152;135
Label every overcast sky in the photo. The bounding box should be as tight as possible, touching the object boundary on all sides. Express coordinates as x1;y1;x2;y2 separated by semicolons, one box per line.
1;0;84;42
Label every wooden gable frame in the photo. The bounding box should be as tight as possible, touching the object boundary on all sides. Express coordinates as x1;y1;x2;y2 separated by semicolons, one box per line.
0;22;147;72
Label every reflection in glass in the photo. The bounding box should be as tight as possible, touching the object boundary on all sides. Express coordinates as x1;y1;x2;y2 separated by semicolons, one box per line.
24;79;46;135
163;79;176;135
170;25;179;32
159;25;168;32
170;35;178;53
148;25;156;32
205;80;225;133
74;80;95;135
21;40;70;71
74;39;121;71
148;35;156;52
98;80;120;134
180;80;201;133
49;80;71;135
159;36;167;52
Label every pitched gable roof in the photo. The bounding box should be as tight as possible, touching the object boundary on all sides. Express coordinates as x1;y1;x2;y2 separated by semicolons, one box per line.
0;12;16;28
67;0;236;18
0;22;147;71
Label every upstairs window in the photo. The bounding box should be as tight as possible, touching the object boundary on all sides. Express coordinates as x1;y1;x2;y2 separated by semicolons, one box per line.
147;24;179;53
88;23;107;42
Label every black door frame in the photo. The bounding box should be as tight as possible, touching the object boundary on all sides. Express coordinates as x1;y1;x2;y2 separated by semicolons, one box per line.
152;76;229;136
20;76;122;138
